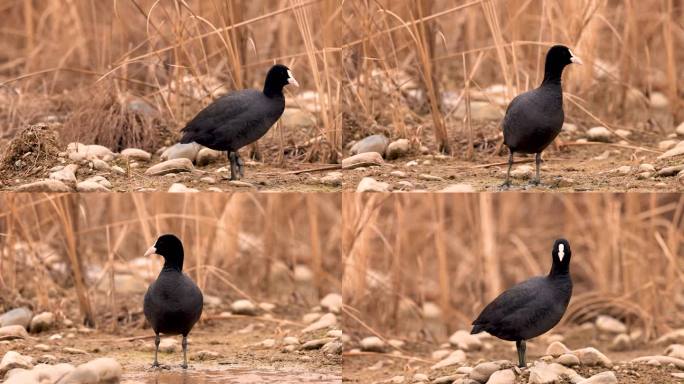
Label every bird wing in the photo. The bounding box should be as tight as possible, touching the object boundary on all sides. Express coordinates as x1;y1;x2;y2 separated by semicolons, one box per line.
472;277;548;331
179;90;259;144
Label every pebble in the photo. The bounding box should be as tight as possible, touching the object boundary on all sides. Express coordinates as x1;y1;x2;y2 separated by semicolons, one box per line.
510;165;533;179
394;181;414;191
49;164;78;183
161;142;201;162
168;183;199;193
200;176;216;184
195;148;223;166
659;140;678;150
230;300;257;316
29;312;54;333
413;373;429;382
192;350;219;361
562;123;578;133
320;293;342;314
430;350;466;370
121;148;152;162
350;134;390;156
321;340;343;355
557;353;580;366
666;344;684;359
68;143;115;161
656;165;684;177
301;337;333;350
405;160;418;167
546;341;571;357
343;152;384;169
658;145;684;159
357;177;390;192
63;347;88;355
440;184;475;192
596;315;627;334
386;139;410;160
528;361;578;384
146;158;194;176
431;375;464;384
431;349;451;360
676;122;684;136
360;336;386;352
469;361;510;382
0;351;33;375
301;313;337;333
610;333;631;351
577;371;617;384
34;344;51;352
76;180;110;192
449;330;482;351
0;325;29;340
486;369;516;384
390;170;407;178
261;338;276;348
158;338;178;353
632;355;684;368
320;172;342;187
587;127;613;142
574;347;612;367
283;336;300;346
91;158;110;170
639;163;656;172
111;165;126;175
58;357;122;384
418;174;444;182
0;308;32;329
656;328;684;345
228;180;256;188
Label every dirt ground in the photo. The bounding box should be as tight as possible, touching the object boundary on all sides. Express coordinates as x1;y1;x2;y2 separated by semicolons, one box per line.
342;333;681;383
343;143;683;192
0;312;341;383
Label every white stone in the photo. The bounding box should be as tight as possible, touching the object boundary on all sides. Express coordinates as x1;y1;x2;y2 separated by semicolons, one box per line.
230;300;257;316
357;177;390;192
29;312;54;333
386;139;410;160
121;148;151;161
449;330;482;351
320;293;342;314
360;336;386;352
430;350;466;370
168;183;199;193
440;184;475;192
587;127;613;142
301;313;337;333
76;180;110;192
343;152;384;169
146;158;194;176
196;147;223;166
161;142;201;162
577;371;617;384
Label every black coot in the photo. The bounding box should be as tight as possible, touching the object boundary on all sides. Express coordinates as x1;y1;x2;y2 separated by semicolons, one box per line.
502;46;582;187
180;64;299;180
143;234;203;369
471;239;573;367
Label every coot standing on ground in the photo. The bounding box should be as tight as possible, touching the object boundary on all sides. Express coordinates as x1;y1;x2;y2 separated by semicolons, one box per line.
471;239;573;368
143;234;203;369
180;64;299;180
501;46;582;187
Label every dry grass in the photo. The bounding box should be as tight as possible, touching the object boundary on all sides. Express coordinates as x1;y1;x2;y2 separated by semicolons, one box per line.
0;0;343;163
342;0;684;156
343;193;684;341
0;193;341;329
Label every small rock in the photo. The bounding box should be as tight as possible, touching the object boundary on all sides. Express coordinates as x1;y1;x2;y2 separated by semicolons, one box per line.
418;174;444;182
577;371;617;384
230;300;257;316
350;134;389;156
158;338;178;353
431;349;451;360
510;165;533;179
659;140;679;150
302;338;334;350
486;369;516;384
49;164;78;183
192;350;219;361
320;172;342;187
666;344;684;360
413;373;429;382
76;180;110;192
470;361;510;383
386;139;410;160
574;347;612;367
168;183;199;193
587;127;613;142
0;351;33;375
161;142;201;162
0;308;32;329
320;293;342;314
0;325;29;340
228;180;255;188
29;312;55;333
656;165;684;177
441;183;475;192
360;336;386;352
63;347;88;355
92;159;110;170
146;158;194;176
59;357;122;384
301;313;336;333
283;337;300;345
200;176;216;184
528;362;576;384
357;177;390;192
449;330;482;351
596;315;627;334
562;123;578;133
430;350;466;370
321;340;343;355
405;160;418;167
196;148;223;166
639;164;656;172
546;341;571;357
343;152;384;169
632;355;684;368
261;338;276;348
610;333;631;351
557;353;580;366
121;148;152;162
390;170;407;178
111;165;126;174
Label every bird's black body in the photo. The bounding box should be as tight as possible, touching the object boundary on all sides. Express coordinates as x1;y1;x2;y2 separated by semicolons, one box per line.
471;239;573;367
179;64;297;181
501;45;581;187
143;234;203;369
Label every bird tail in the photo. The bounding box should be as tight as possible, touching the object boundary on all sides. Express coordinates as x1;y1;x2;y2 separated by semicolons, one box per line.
470;324;485;335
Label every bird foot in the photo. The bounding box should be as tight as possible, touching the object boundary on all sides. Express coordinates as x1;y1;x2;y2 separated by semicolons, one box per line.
528;179;541;187
499;181;512;191
181;363;188;369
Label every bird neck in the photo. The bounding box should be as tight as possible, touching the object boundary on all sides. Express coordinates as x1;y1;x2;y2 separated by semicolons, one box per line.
263;76;284;98
541;63;565;86
162;252;184;272
548;263;569;278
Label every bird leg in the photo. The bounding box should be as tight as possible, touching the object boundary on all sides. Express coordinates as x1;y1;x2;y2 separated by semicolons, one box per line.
152;333;160;368
236;152;245;178
516;340;527;368
228;152;240;181
531;152;542;186
181;335;188;369
501;149;513;189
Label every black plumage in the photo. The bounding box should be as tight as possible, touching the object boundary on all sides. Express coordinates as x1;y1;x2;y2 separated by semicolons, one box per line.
143;234;203;369
471;239;573;368
502;45;582;187
180;64;299;180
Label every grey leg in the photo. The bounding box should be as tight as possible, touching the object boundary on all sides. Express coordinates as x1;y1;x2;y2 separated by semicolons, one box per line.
516;340;527;368
501;148;513;189
152;333;160;368
532;152;542;185
228;152;239;181
236;152;245;178
181;335;188;369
